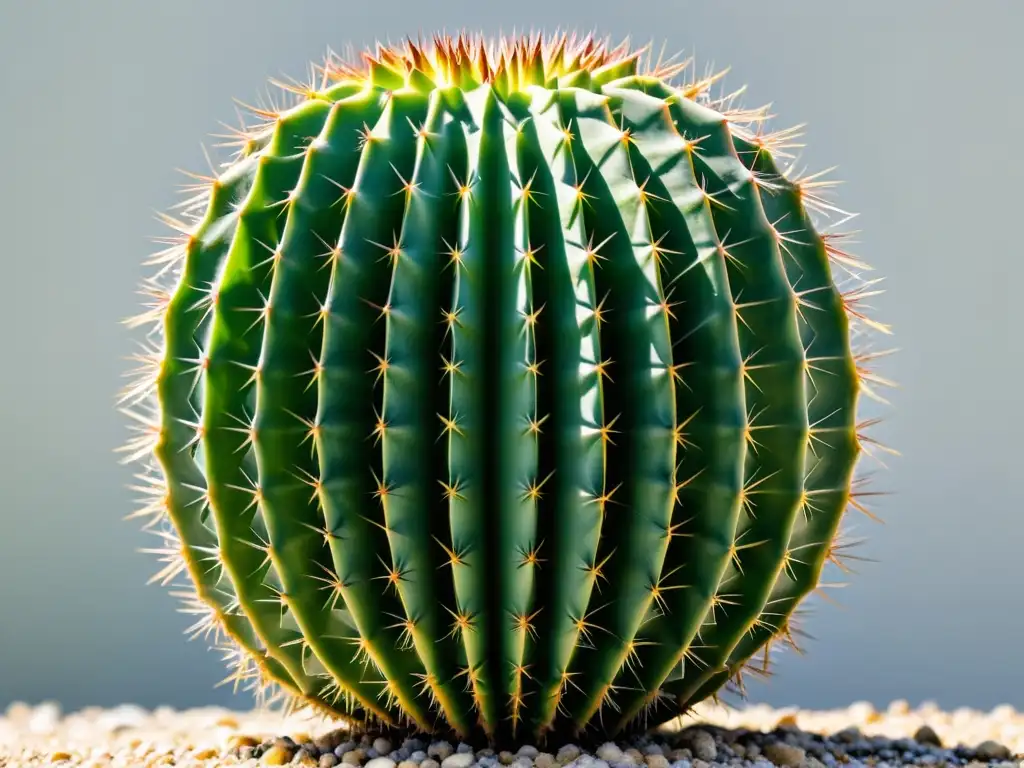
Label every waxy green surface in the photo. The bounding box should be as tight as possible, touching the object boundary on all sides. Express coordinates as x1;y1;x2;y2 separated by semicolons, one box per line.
139;50;868;743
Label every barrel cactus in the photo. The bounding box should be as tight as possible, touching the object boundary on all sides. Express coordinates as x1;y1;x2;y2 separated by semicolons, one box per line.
120;32;891;744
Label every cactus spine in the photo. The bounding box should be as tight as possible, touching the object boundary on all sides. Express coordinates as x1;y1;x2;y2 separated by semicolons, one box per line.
121;33;891;744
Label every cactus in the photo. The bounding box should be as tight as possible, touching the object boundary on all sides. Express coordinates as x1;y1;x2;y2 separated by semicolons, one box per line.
120;32;892;744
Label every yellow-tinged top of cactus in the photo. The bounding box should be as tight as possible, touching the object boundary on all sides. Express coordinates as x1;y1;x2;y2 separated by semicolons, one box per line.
277;31;699;99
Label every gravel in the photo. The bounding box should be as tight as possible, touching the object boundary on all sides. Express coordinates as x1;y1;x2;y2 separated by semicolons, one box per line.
1;700;1021;767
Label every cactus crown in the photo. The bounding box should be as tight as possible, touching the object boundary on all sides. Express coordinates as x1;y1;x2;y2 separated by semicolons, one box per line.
121;31;892;747
331;32;641;90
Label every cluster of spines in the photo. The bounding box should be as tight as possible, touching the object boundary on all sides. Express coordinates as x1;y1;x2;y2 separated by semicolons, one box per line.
119;33;893;745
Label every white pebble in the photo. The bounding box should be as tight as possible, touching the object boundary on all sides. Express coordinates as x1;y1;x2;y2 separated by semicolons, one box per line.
888;699;911;715
846;701;877;723
97;704;147;732
991;704;1017;721
440;754;474;768
556;745;581;763
366;758;398;768
27;702;61;735
596;743;622;762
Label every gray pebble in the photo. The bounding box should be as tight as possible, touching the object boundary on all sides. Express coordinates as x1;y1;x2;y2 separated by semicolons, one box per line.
975;740;1011;760
831;727;860;745
316;735;341;754
912;725;942;747
228;720;1024;768
780;732;805;749
762;743;806;767
688;731;717;763
429;743;454;761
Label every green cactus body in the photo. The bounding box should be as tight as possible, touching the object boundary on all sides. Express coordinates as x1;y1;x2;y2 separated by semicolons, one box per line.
122;33;890;744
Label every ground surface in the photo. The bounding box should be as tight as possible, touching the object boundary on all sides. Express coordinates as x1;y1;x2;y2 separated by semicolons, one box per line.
1;700;1021;767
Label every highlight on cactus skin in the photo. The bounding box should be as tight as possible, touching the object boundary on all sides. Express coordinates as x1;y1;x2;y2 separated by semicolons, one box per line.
118;31;894;744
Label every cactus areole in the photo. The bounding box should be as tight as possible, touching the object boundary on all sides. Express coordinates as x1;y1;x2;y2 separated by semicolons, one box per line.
121;33;891;744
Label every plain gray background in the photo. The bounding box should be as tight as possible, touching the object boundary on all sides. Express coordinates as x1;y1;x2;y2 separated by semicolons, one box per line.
1;0;1020;716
